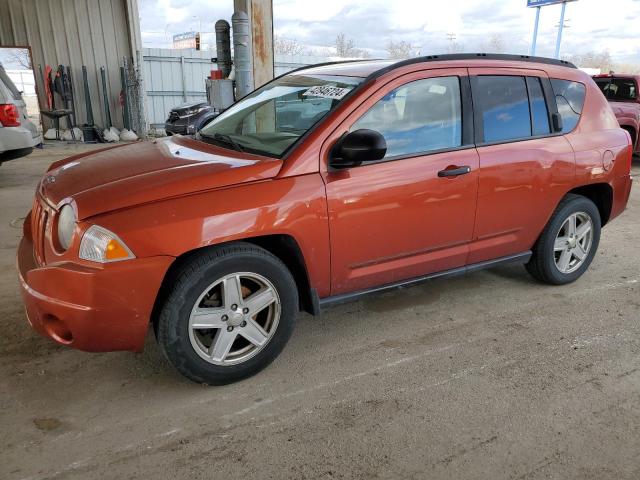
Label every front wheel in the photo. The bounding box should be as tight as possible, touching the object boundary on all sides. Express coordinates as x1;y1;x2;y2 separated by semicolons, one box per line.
157;243;298;384
526;194;601;285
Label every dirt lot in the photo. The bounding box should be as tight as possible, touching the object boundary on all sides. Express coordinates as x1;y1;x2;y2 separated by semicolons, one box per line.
1;143;639;480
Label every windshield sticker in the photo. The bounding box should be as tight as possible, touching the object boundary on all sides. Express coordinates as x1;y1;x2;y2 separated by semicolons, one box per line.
303;85;352;100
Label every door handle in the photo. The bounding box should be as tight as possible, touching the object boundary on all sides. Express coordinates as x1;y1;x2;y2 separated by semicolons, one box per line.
437;165;471;178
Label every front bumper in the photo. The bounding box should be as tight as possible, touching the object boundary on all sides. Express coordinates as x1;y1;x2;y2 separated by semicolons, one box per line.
164;120;193;136
17;236;174;352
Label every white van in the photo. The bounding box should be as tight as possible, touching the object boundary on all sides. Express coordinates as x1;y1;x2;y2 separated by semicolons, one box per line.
0;63;41;165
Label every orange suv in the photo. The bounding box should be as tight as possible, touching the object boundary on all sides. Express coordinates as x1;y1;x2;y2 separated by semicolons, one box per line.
18;54;633;384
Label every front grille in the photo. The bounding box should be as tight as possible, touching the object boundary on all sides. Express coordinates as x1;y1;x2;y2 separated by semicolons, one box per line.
31;197;51;266
167;111;179;123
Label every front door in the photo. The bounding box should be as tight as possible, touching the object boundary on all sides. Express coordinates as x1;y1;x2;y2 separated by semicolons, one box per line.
467;69;576;264
321;69;480;295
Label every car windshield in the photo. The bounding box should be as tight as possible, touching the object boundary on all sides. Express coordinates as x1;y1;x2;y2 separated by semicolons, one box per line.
198;73;363;158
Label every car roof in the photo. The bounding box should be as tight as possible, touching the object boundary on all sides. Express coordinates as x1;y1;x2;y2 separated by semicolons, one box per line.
291;53;577;80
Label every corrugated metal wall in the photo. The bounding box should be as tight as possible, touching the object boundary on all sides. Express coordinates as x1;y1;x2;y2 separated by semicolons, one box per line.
144;52;334;131
143;48;214;128
0;0;135;130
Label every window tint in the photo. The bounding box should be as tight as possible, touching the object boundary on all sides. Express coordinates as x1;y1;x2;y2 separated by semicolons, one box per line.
595;78;637;101
474;76;531;143
551;79;586;132
527;77;550;136
351;76;461;158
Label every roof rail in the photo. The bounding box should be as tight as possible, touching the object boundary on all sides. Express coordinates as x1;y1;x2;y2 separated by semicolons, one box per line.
366;53;576;81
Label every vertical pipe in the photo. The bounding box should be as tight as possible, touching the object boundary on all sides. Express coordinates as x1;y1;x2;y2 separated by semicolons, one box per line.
215;20;232;78
82;65;94;125
120;65;130;130
531;6;541;56
180;55;187;101
554;1;567;59
232;10;253;99
100;67;112;128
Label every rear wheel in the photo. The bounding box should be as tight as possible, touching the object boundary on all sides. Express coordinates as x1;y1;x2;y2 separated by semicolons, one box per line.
526;194;601;285
157;243;298;384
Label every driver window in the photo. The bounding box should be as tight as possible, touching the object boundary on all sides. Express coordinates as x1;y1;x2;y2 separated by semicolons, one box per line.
351;76;462;159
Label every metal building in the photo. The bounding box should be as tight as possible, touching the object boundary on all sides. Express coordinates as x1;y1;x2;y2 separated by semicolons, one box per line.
0;0;143;132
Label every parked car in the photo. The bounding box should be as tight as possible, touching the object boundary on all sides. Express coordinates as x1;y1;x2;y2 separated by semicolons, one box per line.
593;74;640;154
0;63;41;164
164;101;219;136
18;54;632;384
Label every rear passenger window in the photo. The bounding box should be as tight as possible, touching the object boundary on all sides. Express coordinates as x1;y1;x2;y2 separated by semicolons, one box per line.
550;79;586;132
474;76;531;143
351;76;462;159
527;77;550;136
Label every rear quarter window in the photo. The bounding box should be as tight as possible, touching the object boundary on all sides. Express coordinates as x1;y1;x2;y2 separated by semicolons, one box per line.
550;79;586;133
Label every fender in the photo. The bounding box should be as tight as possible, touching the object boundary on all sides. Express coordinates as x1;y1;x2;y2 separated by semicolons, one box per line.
86;174;332;298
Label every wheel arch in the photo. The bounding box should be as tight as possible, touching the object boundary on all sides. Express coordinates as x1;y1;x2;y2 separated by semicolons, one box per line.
566;182;613;226
620;125;638;150
150;234;317;334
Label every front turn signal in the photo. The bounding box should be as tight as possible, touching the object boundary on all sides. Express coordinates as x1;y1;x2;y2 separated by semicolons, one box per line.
79;225;135;263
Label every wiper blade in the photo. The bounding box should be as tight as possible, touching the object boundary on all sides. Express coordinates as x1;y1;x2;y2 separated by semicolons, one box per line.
205;132;245;152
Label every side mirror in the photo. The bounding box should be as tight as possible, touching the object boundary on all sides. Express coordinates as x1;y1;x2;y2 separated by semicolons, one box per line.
551;112;563;132
330;129;387;168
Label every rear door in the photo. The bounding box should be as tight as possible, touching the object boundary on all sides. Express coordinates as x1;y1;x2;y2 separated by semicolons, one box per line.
468;68;575;264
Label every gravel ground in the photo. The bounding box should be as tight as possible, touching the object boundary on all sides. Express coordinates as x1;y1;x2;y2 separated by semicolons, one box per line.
1;143;639;480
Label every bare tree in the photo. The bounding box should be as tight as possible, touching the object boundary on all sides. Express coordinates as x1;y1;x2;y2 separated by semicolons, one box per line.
446;33;465;54
335;33;369;58
0;48;31;69
447;41;465;54
565;51;613;72
386;40;414;59
274;36;307;56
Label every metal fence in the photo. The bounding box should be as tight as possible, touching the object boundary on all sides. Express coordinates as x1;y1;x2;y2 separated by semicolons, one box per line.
143;49;332;131
143;48;214;129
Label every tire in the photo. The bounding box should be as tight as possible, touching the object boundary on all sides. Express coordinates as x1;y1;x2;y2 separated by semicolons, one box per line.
157;242;298;384
526;194;601;285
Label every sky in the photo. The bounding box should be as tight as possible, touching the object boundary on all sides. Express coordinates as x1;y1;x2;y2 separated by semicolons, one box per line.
138;0;640;65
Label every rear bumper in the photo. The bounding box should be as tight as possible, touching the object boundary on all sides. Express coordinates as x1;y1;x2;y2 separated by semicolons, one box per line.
17;236;173;352
609;174;633;222
0;125;40;154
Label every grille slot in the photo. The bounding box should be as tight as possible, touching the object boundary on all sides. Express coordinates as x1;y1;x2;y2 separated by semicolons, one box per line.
31;197;50;266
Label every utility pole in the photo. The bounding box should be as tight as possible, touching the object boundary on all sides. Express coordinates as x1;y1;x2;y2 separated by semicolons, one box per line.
447;33;457;52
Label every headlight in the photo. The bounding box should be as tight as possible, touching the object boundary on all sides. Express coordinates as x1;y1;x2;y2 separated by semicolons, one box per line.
57;204;76;251
79;225;135;263
179;106;206;118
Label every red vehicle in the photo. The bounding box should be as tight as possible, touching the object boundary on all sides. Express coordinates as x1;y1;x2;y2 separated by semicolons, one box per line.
18;54;632;384
593;74;640;153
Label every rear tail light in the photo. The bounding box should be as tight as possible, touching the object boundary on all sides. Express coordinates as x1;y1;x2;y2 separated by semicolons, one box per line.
0;104;20;127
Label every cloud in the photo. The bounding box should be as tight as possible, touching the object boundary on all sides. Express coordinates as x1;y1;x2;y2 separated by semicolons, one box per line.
139;0;640;63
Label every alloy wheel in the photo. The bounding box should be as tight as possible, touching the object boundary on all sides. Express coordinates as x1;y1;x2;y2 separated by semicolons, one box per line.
188;272;281;366
553;212;593;274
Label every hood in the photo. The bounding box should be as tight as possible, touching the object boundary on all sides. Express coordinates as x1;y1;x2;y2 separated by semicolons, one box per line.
41;136;283;219
172;101;208;113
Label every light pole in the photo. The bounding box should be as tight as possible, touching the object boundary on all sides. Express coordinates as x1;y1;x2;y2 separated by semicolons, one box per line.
530;6;541;56
554;1;567;59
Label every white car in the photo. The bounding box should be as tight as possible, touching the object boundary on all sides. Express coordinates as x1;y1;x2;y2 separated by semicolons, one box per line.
0;64;41;164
